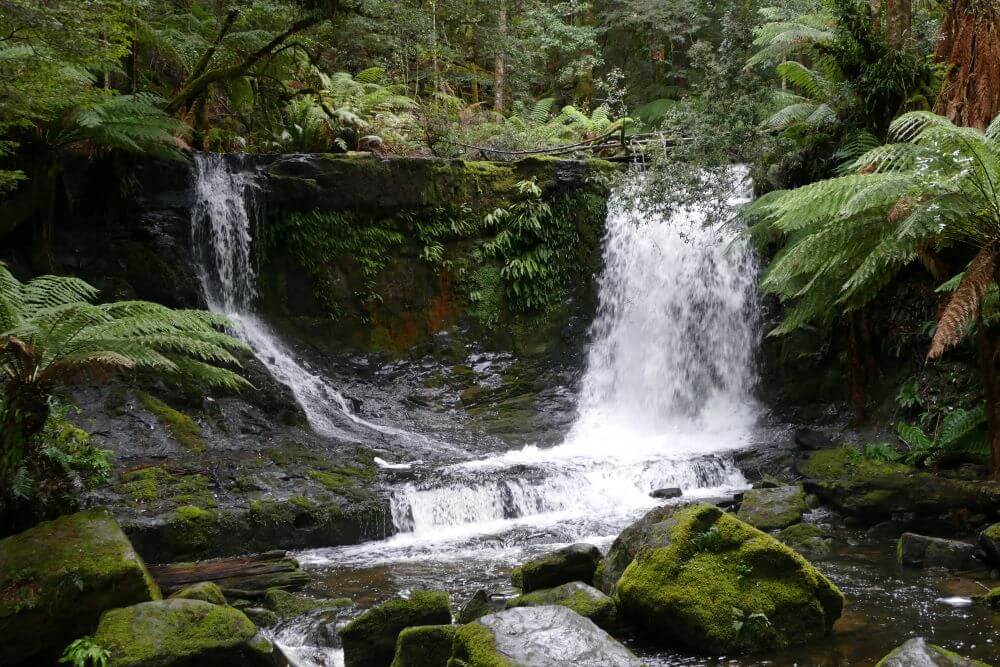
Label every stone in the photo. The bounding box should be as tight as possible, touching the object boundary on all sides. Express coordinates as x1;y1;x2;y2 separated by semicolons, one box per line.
0;508;160;665
456;590;507;624
448;606;642;667
977;522;1000;566
505;581;619;631
875;637;991;666
169;581;227;606
243;606;280;627
264;588;352;618
512;543;602;593
736;485;807;530
390;624;457;667
341;589;452;667
897;533;977;570
650;487;682;499
615;503;843;655
985;587;1000;610
93;598;276;666
595;504;678;594
776;523;832;560
794;428;834;451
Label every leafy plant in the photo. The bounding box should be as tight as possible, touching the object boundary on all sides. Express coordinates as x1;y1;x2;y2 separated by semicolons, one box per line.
692;525;723;552
60;636;109;667
861;442;903;463
896;406;989;466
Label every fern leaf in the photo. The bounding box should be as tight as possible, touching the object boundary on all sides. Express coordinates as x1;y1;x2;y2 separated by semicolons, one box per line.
928;247;997;359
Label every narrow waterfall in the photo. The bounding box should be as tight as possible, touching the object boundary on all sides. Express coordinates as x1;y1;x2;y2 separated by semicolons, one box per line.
383;172;758;542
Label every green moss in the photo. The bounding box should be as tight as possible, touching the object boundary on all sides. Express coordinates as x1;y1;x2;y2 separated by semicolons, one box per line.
308;466;376;504
170;582;227;606
447;622;514;667
985;587;1000;610
798;446;909;480
776;523;825;542
391;624;457;667
981;523;1000;541
614;503;843;655
264;588;352;618
137;391;206;453
507;582;618;630
341;590;453;667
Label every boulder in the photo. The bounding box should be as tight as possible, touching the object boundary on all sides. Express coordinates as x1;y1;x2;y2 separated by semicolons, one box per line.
650;487;682;499
985;587;1000;610
595;504;678;595
456;590;507;624
897;533;977;570
448;606;642;667
615;503;843;655
977;522;1000;566
736;486;807;530
794;428;834;451
511;543;602;593
875;637;991;666
505;581;619;631
264;588;352;619
776;523;832;560
169;581;227;606
0;508;160;665
341;590;452;667
390;624;457;667
93;598;276;666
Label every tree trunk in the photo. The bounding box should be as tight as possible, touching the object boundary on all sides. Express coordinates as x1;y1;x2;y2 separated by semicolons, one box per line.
885;0;912;46
0;383;50;483
847;312;869;425
934;0;1000;130
494;0;508;113
975;319;1000;478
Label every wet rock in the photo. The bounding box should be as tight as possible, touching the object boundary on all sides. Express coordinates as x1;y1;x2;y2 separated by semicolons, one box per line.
985;587;1000;610
391;624;457;667
506;581;619;631
0;508;160;665
897;533;977;570
169;581;227;606
875;637;990;666
595;504;679;594
776;523;832;560
867;520;907;541
615;503;843;655
341;590;452;667
93;598;276;666
977;522;1000;566
794;428;834;451
243;606;280;627
736;485;807;530
264;588;352;619
512;542;602;593
650;487;682;499
457;590;507;624
449;606;642;667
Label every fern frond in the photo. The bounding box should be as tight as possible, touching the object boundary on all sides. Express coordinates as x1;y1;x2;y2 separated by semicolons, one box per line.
928;247;997;359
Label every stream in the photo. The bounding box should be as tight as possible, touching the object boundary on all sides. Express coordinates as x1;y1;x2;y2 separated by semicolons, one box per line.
190;156;1000;666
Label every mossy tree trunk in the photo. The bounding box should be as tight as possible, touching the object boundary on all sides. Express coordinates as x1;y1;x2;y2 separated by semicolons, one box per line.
934;0;1000;130
0;383;50;483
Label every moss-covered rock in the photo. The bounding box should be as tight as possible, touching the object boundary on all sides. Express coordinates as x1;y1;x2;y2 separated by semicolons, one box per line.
391;624;458;667
341;590;452;667
512;543;602;593
595;504;678;594
505;581;619;631
93;598;274;666
737;486;807;530
875;637;991;666
169;581;227;606
776;523;832;560
456;590;507;624
977;522;1000;566
263;588;352;618
614;503;843;655
896;533;977;570
985;587;1000;610
0;508;160;664
137;391;206;453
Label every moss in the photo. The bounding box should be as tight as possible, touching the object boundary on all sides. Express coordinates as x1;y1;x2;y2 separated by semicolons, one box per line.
447;622;514;667
776;523;825;542
341;590;452;667
137;391;206;453
308;466;376;504
506;582;618;630
874;639;993;667
614;503;843;655
981;523;1000;541
798;445;909;480
264;588;352;618
391;624;458;667
510;566;523;589
170;581;227;606
985;587;1000;610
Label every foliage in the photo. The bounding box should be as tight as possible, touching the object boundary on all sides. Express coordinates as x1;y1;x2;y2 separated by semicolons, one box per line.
60;637;109;667
895;406;989;466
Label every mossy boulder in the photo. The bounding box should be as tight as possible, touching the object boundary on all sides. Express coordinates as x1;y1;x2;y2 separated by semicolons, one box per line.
391;624;457;667
456;590;507;624
595;504;679;594
776;523;832;560
263;588;352;618
169;581;227;606
985;587;1000;610
505;581;619;631
737;486;807;530
977;522;1000;566
875;637;991;666
0;508;160;665
448;606;641;667
512;543;602;593
896;533;977;570
93;598;275;666
614;503;843;655
341;590;452;667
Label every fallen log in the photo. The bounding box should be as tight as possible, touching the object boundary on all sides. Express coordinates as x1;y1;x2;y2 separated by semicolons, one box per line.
149;550;311;598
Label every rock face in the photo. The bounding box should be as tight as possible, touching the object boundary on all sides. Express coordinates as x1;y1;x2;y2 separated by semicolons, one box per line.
875;637;991;666
595;504;678;594
506;581;619;631
93;598;275;666
391;624;457;667
615;503;843;655
456;590;507;624
0;508;160;665
736;486;807;530
449;606;642;667
897;533;978;570
341;590;452;667
512;543;602;593
794;428;834;451
776;523;833;560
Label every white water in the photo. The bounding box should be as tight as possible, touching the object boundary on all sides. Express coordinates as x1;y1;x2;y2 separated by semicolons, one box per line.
190;154;422;443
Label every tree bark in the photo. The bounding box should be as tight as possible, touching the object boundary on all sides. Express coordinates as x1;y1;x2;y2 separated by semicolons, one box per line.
974;319;1000;478
885;0;912;46
494;0;508;113
934;0;1000;130
0;383;50;483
